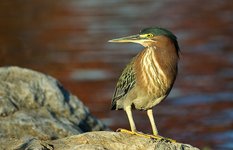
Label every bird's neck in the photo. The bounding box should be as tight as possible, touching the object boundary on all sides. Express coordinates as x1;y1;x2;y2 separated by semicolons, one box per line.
147;46;178;81
135;46;178;93
142;47;167;81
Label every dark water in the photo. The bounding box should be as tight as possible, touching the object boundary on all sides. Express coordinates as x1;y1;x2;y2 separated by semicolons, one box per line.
0;0;232;149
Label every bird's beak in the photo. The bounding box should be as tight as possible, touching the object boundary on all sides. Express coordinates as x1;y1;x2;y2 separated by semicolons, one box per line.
108;34;141;43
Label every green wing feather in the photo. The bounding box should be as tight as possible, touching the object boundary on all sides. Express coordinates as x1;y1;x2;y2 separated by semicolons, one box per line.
111;58;136;109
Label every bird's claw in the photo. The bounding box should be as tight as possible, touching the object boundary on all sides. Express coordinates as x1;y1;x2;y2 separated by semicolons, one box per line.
116;128;176;143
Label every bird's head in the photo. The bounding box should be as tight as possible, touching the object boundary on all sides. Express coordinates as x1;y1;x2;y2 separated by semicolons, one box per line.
109;27;180;54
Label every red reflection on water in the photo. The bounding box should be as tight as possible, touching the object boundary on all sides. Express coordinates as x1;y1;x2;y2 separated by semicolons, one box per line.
0;0;232;149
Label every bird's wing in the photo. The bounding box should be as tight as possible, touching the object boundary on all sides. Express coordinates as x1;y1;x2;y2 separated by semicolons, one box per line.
111;58;136;109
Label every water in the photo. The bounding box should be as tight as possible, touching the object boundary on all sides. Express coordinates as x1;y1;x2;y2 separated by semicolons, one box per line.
0;0;232;149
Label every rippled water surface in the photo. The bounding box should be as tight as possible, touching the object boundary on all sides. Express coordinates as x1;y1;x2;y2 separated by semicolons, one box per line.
0;0;232;149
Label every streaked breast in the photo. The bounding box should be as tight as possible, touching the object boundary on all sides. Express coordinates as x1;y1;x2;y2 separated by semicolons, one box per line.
134;47;168;96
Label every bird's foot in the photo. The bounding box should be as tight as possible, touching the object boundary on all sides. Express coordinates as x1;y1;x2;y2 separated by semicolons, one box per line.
116;128;136;134
116;128;176;143
116;128;149;138
149;134;176;143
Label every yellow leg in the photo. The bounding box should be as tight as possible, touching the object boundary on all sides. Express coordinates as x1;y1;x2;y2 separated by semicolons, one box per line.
116;106;140;136
118;107;163;140
125;106;137;132
147;109;158;135
116;106;137;135
116;107;176;143
147;109;176;143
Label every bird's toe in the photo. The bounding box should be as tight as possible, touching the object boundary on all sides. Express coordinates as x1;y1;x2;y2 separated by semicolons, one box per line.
116;128;137;134
150;134;176;143
116;128;176;143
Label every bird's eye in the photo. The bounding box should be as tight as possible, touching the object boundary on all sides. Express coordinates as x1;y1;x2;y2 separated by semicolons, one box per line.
146;33;153;38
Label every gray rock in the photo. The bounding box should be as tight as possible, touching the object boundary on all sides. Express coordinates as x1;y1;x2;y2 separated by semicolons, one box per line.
0;66;107;149
13;131;199;150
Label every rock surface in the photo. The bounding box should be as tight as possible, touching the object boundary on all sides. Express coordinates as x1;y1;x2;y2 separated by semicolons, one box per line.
0;66;107;149
0;66;199;150
13;131;199;150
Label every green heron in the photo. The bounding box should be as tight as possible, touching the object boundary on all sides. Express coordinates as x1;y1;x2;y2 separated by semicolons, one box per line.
109;27;180;139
